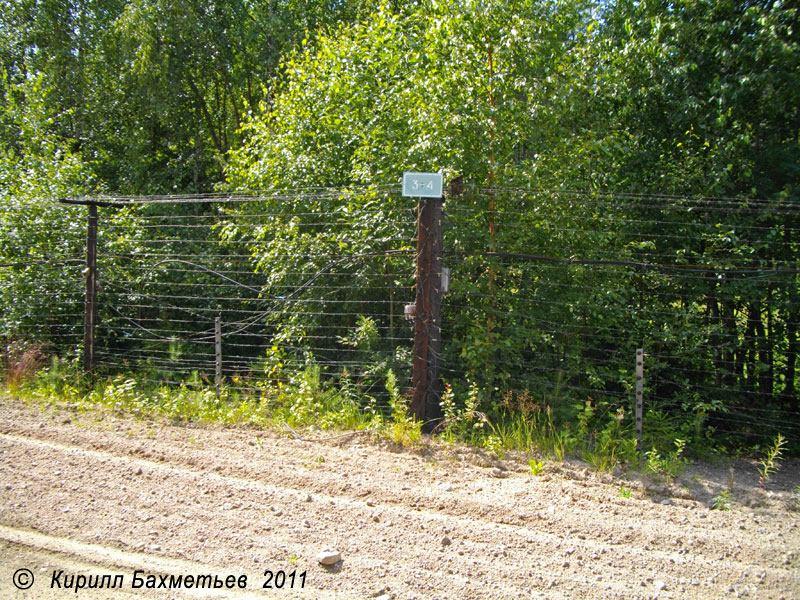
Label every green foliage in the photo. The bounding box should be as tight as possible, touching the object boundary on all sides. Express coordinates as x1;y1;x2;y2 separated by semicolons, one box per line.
223;2;596;413
438;380;490;444
528;458;544;476
618;486;633;499
226;0;587;189
712;490;734;511
385;368;421;446
20;356;84;403
273;361;378;431
757;433;787;488
0;75;91;348
438;385;644;469
15;353;378;430
2;0;799;462
645;438;688;482
225;0;800;457
565;0;800;448
0;0;372;193
602;0;799;198
566;399;637;471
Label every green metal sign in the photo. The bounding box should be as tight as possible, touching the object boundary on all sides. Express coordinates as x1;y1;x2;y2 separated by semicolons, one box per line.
402;172;443;198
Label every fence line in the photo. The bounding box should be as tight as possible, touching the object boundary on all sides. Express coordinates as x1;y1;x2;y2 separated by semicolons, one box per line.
2;186;799;447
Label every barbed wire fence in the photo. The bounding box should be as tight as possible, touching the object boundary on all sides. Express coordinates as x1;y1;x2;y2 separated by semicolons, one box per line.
440;187;800;446
85;187;419;410
2;184;799;447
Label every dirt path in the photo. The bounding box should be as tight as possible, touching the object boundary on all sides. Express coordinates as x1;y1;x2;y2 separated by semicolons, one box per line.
1;396;798;599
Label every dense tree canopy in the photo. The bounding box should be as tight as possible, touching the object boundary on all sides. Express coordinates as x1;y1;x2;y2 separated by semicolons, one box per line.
3;0;796;197
227;0;591;189
0;0;371;193
226;0;799;200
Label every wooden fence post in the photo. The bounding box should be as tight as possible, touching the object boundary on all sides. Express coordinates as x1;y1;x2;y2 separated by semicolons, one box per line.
215;316;222;400
83;204;98;374
409;195;444;426
635;348;644;455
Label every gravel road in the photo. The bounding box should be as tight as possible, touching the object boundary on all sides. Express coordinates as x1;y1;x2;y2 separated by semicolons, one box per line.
1;396;798;599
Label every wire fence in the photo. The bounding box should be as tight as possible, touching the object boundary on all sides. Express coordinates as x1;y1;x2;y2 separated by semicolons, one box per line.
89;188;418;408
440;187;800;445
2;184;799;446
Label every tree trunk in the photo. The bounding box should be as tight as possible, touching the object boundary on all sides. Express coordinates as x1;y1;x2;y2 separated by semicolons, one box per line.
749;300;773;406
705;271;723;387
188;78;224;156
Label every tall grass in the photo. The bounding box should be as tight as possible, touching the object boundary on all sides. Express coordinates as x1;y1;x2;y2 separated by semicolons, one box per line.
6;360;678;473
6;359;426;443
437;385;640;469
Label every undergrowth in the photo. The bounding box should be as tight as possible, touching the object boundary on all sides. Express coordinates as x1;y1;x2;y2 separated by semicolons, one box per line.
5;357;424;445
438;385;642;470
2;358;737;476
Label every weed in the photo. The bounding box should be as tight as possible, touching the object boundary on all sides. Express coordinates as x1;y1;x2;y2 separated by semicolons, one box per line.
440;382;458;426
2;339;47;390
483;433;505;458
439;386;650;472
645;438;687;481
385;369;421;447
551;425;573;462
584;448;616;473
618;486;632;499
8;355;724;486
712;489;733;511
757;433;786;488
301;456;322;470
528;458;545;476
465;381;487;432
576;399;595;440
437;380;490;445
588;407;637;469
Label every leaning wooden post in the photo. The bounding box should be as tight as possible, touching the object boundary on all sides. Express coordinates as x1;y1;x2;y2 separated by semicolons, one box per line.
635;348;644;455
83;203;98;374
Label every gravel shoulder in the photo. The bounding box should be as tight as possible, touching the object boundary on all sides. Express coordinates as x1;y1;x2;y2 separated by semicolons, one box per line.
1;395;799;599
